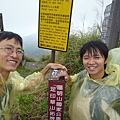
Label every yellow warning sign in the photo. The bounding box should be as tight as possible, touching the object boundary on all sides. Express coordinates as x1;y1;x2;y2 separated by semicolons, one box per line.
38;0;73;51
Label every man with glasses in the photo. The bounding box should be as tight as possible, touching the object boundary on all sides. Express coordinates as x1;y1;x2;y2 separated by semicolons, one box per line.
0;31;67;120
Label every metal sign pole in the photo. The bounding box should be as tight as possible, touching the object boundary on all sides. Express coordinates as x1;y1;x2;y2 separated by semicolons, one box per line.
51;50;55;63
0;13;4;31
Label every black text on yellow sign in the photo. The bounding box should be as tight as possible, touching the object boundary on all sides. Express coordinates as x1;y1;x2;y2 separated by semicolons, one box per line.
38;0;73;52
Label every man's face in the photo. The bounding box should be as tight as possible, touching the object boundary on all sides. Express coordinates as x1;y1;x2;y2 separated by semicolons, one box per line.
0;38;23;73
82;50;107;79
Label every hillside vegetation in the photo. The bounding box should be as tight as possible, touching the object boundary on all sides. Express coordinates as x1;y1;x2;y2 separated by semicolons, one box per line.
10;27;101;120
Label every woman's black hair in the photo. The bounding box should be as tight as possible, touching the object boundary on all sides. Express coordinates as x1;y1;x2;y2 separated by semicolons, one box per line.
0;31;23;47
80;40;109;61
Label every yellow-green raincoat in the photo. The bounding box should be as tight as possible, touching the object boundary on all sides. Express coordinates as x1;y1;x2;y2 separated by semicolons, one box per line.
0;71;44;120
69;48;120;120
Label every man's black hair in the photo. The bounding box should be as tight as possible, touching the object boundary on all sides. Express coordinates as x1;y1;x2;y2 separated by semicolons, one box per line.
0;31;23;47
80;40;108;61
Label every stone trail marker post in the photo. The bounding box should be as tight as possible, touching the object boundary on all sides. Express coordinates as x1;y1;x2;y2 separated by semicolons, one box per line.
48;69;65;120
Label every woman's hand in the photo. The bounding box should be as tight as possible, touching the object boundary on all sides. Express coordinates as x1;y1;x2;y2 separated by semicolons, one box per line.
56;70;71;82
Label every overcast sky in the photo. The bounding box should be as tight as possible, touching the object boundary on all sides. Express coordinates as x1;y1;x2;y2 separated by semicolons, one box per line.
0;0;112;37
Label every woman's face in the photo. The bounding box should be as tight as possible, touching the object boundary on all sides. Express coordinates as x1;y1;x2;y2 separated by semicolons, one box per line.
82;49;107;79
0;38;23;73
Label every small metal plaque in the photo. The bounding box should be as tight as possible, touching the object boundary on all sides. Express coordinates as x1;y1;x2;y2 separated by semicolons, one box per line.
49;69;65;81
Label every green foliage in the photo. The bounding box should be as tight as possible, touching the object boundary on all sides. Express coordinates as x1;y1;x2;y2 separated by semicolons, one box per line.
118;40;120;47
17;94;34;118
39;54;51;63
39;99;48;114
12;81;49;119
24;55;36;62
16;66;31;77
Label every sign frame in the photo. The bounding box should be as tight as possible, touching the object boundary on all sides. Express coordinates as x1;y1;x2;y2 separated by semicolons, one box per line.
38;0;73;52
